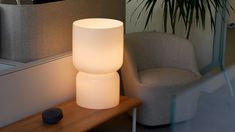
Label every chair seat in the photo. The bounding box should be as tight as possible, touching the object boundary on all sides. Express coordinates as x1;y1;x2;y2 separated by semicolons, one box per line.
123;32;202;126
139;68;199;87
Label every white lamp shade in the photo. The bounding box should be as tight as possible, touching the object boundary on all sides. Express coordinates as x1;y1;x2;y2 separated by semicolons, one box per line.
73;18;124;109
76;72;120;109
73;18;124;74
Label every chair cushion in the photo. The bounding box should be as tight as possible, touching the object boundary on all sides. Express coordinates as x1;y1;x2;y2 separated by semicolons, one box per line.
139;68;200;87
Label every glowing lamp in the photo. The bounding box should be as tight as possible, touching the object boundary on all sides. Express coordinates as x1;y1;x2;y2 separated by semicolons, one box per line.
73;18;123;109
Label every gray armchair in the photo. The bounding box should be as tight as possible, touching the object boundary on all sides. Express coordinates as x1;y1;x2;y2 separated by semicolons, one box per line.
121;32;201;126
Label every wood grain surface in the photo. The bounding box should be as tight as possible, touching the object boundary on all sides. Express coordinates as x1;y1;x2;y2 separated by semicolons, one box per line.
0;96;141;132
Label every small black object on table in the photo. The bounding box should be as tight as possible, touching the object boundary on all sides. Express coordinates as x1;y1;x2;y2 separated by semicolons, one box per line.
42;108;63;124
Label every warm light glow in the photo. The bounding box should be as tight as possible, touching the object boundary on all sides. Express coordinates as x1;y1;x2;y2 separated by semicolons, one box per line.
73;18;124;109
76;72;120;109
73;18;123;29
73;18;123;74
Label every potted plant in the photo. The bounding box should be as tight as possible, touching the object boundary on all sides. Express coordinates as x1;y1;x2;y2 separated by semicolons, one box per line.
128;0;233;39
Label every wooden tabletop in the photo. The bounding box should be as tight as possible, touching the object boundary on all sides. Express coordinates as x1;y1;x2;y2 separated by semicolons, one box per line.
0;96;141;132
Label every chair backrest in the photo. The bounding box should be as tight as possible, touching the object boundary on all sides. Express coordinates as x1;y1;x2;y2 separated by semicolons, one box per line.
125;32;199;74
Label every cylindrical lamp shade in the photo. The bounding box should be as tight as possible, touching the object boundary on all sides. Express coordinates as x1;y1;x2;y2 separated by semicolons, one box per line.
73;18;124;74
76;72;120;109
73;18;124;109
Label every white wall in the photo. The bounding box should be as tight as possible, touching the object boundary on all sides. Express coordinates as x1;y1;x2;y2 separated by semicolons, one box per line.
126;0;214;70
0;54;77;127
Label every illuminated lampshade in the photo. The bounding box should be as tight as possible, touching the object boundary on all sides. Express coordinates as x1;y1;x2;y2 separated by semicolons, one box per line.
73;18;123;109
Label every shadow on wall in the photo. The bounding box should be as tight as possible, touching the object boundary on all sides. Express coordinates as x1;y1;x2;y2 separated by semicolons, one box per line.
229;0;235;23
225;29;235;67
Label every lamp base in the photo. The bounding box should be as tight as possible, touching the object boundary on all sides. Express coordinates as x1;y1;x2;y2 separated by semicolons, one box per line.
76;71;120;109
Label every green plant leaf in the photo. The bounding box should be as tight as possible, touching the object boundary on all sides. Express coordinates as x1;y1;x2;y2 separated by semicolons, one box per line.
128;0;233;39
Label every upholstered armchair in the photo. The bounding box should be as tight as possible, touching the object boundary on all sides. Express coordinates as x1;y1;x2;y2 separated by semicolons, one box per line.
121;32;201;126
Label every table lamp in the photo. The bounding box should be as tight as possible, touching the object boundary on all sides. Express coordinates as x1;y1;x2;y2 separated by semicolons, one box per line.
73;18;123;109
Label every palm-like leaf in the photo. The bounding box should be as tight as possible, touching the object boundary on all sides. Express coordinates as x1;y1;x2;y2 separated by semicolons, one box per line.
129;0;233;39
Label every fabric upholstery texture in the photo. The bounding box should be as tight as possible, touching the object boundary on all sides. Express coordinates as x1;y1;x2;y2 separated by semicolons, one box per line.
139;68;199;86
121;32;201;126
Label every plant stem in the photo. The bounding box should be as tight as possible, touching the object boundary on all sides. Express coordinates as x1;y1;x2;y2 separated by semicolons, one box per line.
186;1;195;39
16;0;21;5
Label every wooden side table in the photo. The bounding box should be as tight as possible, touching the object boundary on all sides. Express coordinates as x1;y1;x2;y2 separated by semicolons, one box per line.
0;96;141;132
